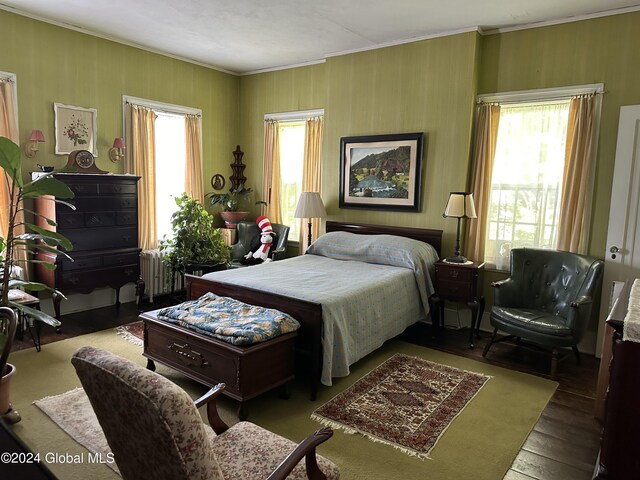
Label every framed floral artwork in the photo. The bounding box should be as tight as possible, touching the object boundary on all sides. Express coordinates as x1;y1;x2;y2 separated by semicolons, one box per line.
54;103;98;156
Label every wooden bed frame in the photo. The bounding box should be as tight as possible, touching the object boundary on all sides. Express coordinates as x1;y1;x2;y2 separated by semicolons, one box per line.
184;221;442;400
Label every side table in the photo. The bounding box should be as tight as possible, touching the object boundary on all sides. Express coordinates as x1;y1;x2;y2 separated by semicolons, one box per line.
9;291;44;351
431;260;485;347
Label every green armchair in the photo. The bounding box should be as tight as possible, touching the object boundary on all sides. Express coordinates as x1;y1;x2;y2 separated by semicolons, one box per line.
482;247;604;378
230;221;290;267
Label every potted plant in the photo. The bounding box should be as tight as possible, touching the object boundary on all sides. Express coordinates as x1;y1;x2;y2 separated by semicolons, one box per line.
158;193;230;291
207;183;266;229
0;136;74;424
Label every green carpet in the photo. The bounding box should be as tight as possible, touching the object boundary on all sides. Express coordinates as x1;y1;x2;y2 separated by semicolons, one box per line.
8;328;557;480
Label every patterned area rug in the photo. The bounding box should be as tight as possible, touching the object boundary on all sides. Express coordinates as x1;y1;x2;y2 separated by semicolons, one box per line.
311;353;490;459
114;321;143;346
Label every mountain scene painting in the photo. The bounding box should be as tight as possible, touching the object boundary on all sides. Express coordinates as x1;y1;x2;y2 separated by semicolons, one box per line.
347;145;411;199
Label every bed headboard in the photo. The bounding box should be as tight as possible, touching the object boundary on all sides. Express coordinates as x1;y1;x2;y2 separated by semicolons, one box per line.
325;221;443;258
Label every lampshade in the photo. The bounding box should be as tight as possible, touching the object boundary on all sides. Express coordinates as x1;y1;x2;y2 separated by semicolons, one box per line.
294;192;327;219
29;129;45;142
443;192;477;219
112;137;125;149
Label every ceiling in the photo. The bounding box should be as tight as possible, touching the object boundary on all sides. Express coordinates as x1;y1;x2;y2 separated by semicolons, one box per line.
3;0;640;74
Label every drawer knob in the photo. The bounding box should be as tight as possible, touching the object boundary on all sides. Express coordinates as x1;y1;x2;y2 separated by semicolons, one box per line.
449;270;459;278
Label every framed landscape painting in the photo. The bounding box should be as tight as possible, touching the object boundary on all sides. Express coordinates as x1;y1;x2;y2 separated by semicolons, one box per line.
339;132;424;211
54;103;98;156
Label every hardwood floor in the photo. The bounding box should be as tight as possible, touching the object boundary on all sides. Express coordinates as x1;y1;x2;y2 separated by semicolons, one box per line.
11;300;602;479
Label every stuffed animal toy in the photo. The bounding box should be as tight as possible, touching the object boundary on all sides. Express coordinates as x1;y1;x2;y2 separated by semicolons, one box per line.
243;216;276;264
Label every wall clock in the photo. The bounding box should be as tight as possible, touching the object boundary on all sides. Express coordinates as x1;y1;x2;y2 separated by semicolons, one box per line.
65;150;108;174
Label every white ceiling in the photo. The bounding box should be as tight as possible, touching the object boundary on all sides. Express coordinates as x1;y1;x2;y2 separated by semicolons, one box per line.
3;0;640;74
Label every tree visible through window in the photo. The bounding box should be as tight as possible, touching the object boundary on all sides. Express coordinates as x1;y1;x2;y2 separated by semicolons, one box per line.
486;100;570;268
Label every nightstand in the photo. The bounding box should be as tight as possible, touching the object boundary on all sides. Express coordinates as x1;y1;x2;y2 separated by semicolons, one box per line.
431;260;485;347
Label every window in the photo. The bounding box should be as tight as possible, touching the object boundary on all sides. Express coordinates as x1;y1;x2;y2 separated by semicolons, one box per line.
263;109;323;245
476;84;603;268
278;121;305;241
154;112;187;240
486;101;570;267
123;96;202;248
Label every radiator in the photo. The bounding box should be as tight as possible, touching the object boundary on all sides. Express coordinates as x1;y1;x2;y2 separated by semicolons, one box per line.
140;249;183;302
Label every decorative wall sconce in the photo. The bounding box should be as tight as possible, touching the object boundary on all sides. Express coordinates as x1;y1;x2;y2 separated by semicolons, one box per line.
108;137;125;162
24;129;45;158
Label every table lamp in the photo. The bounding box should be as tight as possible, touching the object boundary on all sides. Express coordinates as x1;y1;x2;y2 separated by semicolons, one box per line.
442;191;477;263
294;192;327;246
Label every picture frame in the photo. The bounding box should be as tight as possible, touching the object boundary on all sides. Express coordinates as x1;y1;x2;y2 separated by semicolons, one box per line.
339;132;424;211
54;103;98;156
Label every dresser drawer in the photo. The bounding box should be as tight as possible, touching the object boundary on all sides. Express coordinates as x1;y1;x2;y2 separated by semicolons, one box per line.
65;196;137;212
100;183;137;195
61;256;102;271
84;212;116;228
103;251;139;267
57;213;85;229
64;226;138;251
60;264;139;293
117;211;137;225
66;183;99;196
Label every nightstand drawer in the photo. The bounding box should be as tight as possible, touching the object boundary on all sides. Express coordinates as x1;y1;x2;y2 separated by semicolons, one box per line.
437;279;474;301
437;265;475;282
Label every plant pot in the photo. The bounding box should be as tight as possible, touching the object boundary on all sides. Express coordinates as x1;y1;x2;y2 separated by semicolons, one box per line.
0;363;20;424
220;211;249;229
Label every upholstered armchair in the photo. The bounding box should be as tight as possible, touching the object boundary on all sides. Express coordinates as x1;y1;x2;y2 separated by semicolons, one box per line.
230;221;290;266
482;247;604;378
71;346;339;480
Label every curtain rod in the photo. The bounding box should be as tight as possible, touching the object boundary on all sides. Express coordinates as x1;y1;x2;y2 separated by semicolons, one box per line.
125;101;201;117
477;84;604;105
477;91;603;106
264;109;324;121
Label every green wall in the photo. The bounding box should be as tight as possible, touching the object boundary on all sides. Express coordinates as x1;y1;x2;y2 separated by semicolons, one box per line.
238;63;327;199
0;9;240;191
5;8;640;262
239;32;480;255
479;11;640;258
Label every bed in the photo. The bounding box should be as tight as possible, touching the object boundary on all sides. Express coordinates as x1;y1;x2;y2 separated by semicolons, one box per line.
182;221;442;399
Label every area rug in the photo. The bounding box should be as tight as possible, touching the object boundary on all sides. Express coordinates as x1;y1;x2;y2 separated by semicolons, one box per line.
312;353;490;459
114;320;143;346
34;388;120;474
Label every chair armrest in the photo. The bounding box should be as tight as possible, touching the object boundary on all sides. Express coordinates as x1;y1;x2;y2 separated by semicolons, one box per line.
194;383;229;434
491;278;521;307
570;295;593;308
266;427;333;480
271;247;287;261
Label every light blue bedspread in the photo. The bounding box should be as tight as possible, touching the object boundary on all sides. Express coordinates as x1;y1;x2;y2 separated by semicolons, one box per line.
202;232;438;386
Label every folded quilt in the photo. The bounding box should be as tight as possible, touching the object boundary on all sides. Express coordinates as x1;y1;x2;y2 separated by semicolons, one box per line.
157;292;300;345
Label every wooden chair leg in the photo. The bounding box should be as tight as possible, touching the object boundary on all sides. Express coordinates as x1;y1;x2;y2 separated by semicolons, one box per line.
572;345;581;364
550;349;558;379
482;328;499;357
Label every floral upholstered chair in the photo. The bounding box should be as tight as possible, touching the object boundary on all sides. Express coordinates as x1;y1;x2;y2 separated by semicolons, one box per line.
71;346;339;480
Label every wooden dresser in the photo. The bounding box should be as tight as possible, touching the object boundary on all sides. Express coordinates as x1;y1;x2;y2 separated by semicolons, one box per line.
593;280;640;479
34;173;143;319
